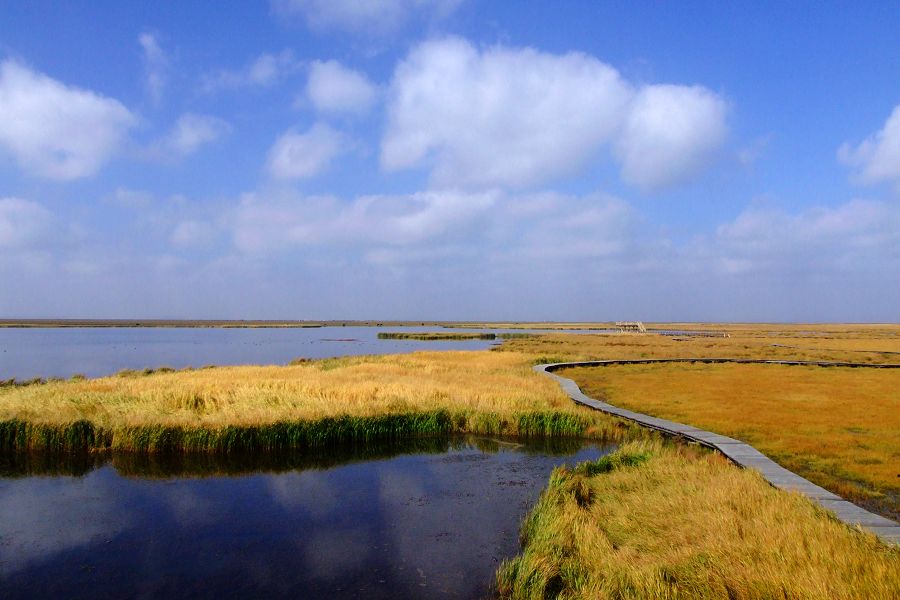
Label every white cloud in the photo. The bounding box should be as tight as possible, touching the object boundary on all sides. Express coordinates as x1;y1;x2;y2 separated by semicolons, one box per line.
382;38;632;188
305;60;376;115
159;113;231;157
267;123;346;179
201;51;300;92
3;187;897;321
0;60;135;179
232;188;497;254
615;85;728;190
0;197;51;248
381;38;728;191
272;0;462;34
171;220;215;247
839;105;900;188
139;32;167;104
227;187;642;269
712;198;900;274
511;194;638;260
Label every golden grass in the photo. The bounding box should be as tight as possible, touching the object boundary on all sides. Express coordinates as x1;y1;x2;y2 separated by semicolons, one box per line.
0;351;639;452
562;362;900;519
499;327;900;363
0;351;575;428
497;440;900;600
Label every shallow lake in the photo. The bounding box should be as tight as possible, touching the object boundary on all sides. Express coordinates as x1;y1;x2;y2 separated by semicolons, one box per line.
0;326;607;380
0;437;613;599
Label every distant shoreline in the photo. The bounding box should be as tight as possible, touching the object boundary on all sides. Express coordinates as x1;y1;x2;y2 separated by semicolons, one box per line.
0;319;620;329
0;319;896;330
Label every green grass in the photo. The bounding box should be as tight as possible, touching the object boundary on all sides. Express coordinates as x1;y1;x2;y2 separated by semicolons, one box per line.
0;409;625;454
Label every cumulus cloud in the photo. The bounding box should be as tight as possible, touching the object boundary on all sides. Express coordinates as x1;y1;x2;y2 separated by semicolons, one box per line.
157;113;231;157
382;38;631;188
381;38;728;191
839;105;900;189
0;60;135;179
267;123;346;179
201;51;300;92
305;60;376;115
139;32;167;104
272;0;462;34
615;85;728;190
0;197;51;249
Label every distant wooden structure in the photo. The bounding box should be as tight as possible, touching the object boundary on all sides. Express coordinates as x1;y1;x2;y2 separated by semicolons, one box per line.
615;321;646;333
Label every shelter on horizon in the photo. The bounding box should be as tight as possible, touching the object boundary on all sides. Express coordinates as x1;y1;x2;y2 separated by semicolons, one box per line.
615;321;647;333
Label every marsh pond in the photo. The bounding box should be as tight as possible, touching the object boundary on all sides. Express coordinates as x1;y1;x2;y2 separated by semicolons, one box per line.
0;437;614;599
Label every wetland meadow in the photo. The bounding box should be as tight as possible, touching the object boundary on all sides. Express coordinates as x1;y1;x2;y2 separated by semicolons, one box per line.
1;323;898;598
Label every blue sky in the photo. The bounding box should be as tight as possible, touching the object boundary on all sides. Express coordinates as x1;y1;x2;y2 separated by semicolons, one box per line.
0;1;898;321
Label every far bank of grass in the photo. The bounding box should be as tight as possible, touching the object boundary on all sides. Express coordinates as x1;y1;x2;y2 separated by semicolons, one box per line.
498;325;900;364
562;362;900;519
377;331;535;341
378;331;498;340
497;440;900;600
0;351;637;453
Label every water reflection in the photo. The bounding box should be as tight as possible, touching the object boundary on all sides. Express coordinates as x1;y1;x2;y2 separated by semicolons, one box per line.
0;436;587;478
0;437;613;599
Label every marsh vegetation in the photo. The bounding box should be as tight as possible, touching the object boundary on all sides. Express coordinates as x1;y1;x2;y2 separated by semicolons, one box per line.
1;324;898;598
497;440;900;599
563;362;900;519
378;331;500;340
0;351;637;453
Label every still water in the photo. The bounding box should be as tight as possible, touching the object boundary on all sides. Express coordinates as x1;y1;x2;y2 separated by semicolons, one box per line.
0;437;613;599
0;326;604;380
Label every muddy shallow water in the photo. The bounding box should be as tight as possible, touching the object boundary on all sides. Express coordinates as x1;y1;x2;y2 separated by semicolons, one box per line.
0;437;614;599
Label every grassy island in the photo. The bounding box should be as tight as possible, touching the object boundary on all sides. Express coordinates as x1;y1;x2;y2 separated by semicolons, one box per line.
377;331;499;340
0;351;635;453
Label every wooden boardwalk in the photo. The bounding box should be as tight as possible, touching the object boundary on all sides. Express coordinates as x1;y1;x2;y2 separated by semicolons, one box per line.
535;358;900;546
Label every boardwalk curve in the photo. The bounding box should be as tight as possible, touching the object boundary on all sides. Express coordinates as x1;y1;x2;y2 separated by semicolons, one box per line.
535;358;900;546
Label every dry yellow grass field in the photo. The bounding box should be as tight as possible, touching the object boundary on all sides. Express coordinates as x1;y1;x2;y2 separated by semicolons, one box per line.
0;351;574;428
498;326;900;518
498;440;900;599
562;362;900;519
498;325;900;363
